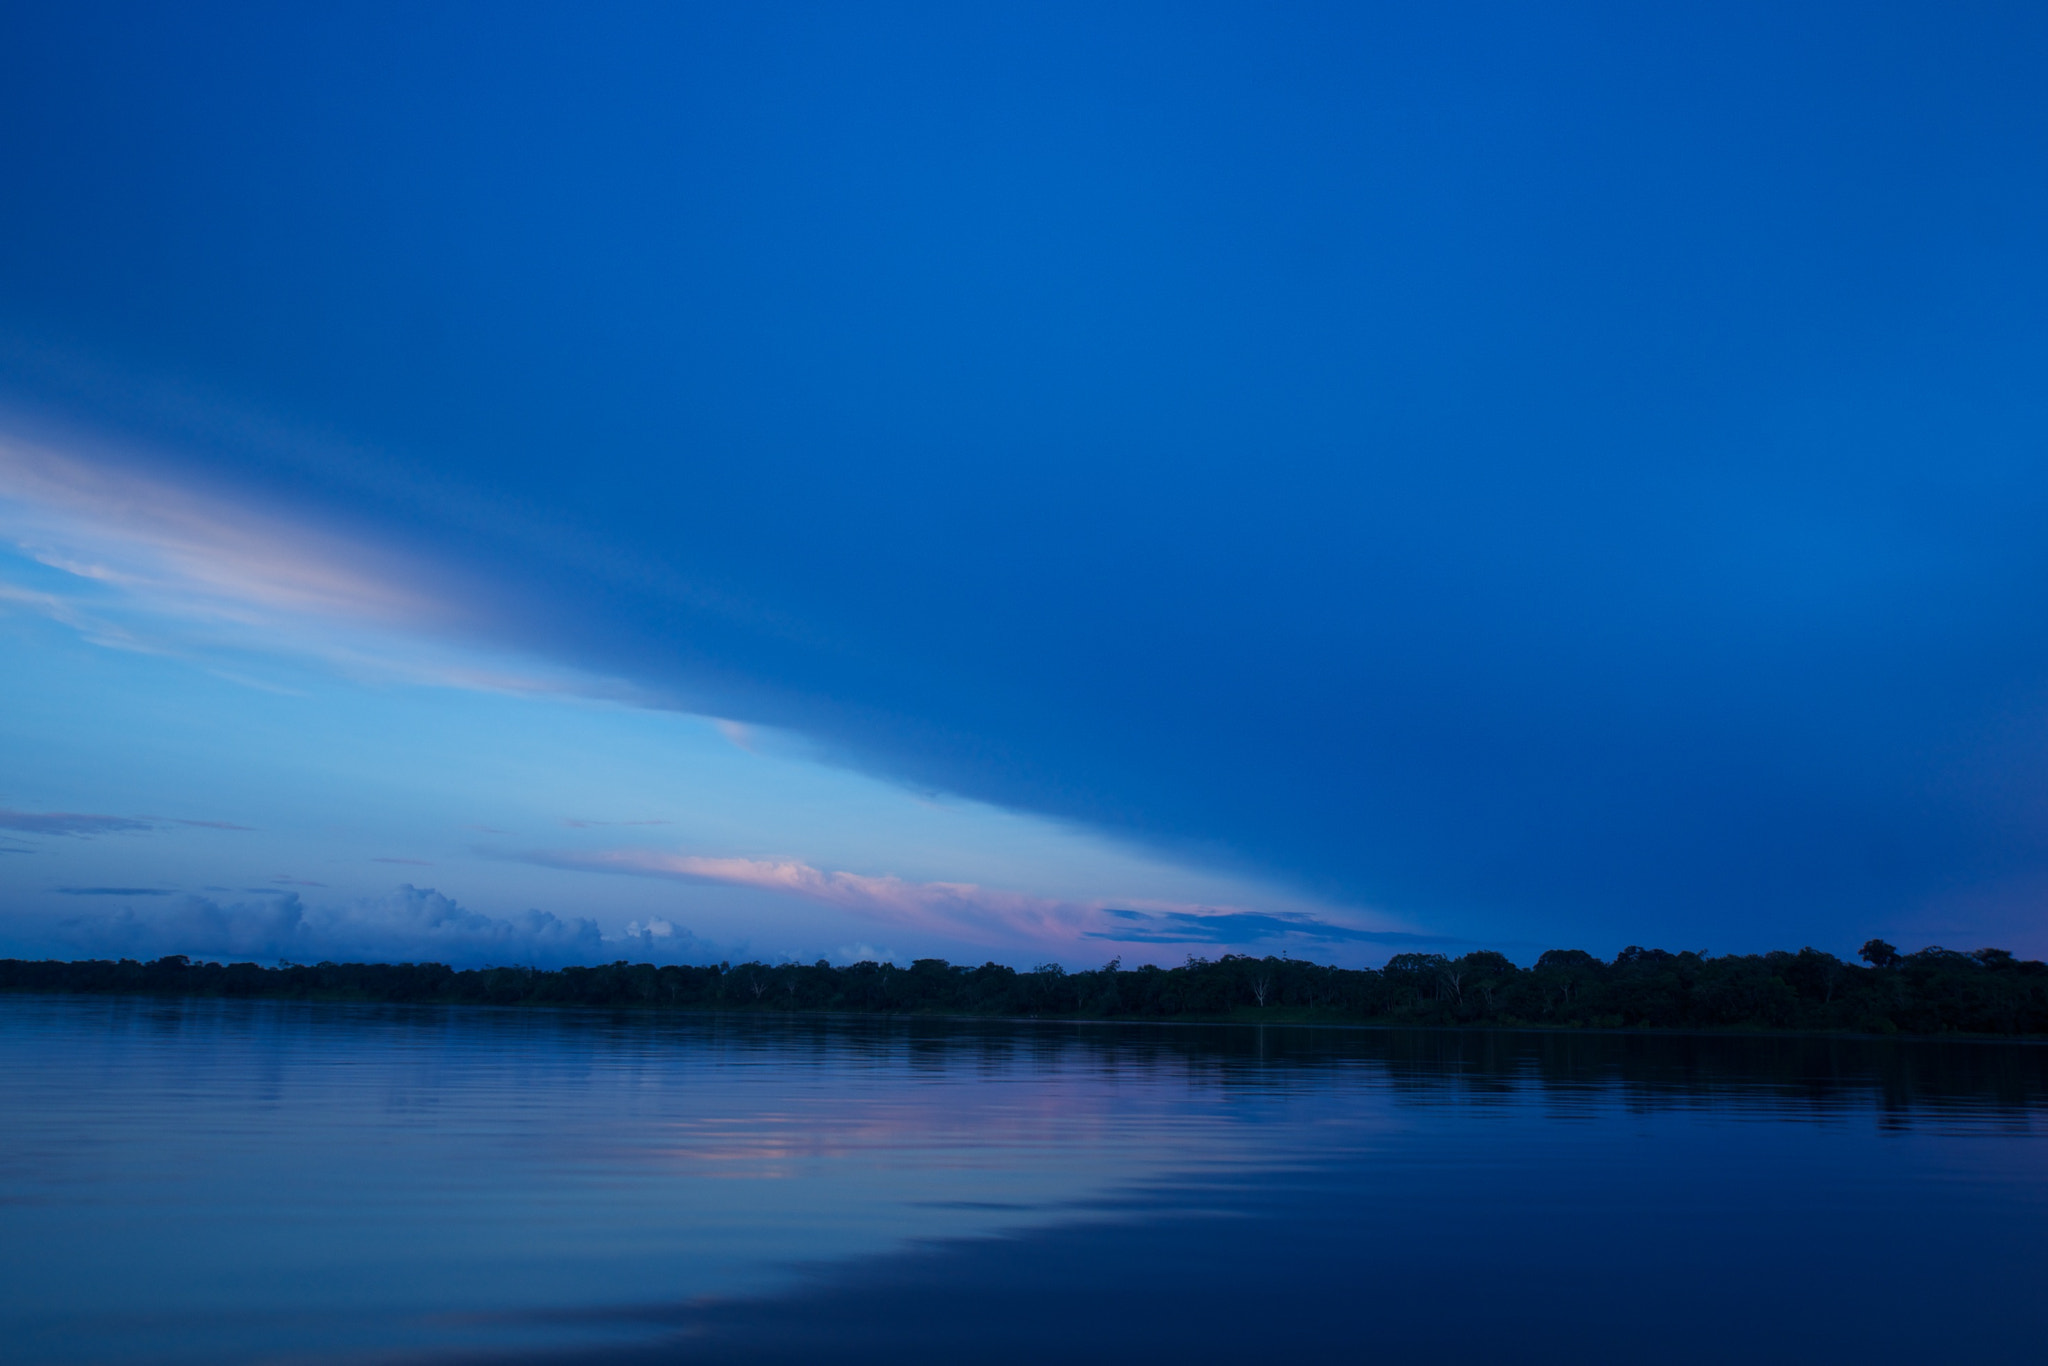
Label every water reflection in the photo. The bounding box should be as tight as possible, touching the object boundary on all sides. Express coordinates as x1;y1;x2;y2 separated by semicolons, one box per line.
1;996;2043;1365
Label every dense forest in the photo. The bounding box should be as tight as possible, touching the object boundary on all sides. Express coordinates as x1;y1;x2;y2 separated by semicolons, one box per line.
4;939;2046;1036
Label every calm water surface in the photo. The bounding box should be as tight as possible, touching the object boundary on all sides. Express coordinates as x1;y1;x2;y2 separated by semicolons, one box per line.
2;994;2044;1364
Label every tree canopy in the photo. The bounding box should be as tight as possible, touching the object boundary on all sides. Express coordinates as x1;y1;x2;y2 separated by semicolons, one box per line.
5;942;2047;1037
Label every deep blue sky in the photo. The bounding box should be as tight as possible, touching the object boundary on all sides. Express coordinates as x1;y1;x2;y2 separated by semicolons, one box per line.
3;2;2047;963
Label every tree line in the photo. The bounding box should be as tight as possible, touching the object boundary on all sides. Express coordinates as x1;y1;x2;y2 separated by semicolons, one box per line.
2;939;2045;1035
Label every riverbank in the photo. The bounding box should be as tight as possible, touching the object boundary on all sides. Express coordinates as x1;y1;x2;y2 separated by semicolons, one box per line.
5;942;2045;1037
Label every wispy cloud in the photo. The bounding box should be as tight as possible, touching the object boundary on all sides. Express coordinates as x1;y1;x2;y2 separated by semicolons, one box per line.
0;434;641;702
1089;907;1445;947
522;846;1402;955
714;718;758;753
530;847;1083;946
0;809;253;838
0;437;444;627
0;809;152;836
56;886;173;896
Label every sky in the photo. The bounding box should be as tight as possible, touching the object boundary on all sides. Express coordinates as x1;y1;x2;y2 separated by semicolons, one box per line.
2;1;2047;967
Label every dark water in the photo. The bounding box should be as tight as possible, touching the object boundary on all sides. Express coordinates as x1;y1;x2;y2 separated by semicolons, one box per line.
3;996;2045;1365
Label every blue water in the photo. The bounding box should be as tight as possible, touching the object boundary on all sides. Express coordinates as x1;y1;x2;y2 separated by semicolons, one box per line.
2;995;2044;1365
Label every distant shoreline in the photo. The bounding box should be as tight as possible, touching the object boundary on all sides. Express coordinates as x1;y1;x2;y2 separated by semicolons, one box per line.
17;992;2035;1048
5;942;2045;1039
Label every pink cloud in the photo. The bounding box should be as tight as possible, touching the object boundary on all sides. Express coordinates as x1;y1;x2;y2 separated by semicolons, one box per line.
0;425;776;688
524;847;1407;956
0;433;645;702
538;847;1087;947
0;437;448;627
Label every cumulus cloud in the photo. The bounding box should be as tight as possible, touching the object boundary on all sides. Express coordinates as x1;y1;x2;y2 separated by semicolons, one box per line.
15;885;614;968
615;915;733;963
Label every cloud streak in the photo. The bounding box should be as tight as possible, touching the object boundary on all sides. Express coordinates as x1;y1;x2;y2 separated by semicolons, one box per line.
524;846;1400;956
0;433;642;703
0;809;152;836
1089;908;1447;947
0;436;444;628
